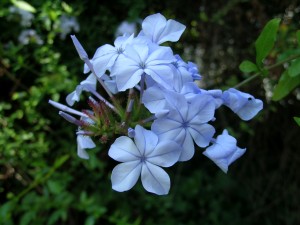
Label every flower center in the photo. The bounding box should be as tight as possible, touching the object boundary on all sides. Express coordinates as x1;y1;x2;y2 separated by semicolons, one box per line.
172;61;179;68
139;62;146;69
181;121;189;129
117;47;124;54
140;155;146;163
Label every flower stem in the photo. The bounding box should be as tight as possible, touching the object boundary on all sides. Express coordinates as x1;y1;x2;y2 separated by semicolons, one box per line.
234;54;300;89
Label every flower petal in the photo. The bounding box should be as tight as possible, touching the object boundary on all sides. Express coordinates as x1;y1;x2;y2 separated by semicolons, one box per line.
178;130;195;161
142;85;167;113
114;55;143;91
142;13;167;43
111;161;142;192
141;162;170;195
229;147;246;164
147;141;181;167
144;65;173;90
157;19;186;44
108;136;140;162
134;125;158;156
188;95;215;123
236;99;263;121
77;135;96;159
151;118;182;136
188;123;215;148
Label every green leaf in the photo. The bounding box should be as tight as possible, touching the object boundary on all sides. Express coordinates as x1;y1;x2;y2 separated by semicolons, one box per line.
61;2;73;13
47;180;63;194
255;18;281;66
54;154;69;168
297;30;300;46
294;117;300;126
288;58;300;77
85;216;96;225
239;60;258;73
272;70;300;101
11;0;36;13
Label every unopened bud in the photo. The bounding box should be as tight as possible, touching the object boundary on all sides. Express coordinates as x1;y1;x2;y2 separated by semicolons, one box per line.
70;35;89;60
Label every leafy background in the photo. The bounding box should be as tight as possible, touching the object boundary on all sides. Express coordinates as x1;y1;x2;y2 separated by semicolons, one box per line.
0;0;300;224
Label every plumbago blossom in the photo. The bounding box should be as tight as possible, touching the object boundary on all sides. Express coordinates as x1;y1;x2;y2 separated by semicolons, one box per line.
49;13;263;195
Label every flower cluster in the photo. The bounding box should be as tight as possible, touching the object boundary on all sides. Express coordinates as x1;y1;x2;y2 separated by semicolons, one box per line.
50;13;263;195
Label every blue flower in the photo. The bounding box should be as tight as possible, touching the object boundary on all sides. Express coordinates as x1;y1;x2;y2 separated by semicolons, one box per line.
170;55;193;92
111;44;175;91
77;134;96;159
140;13;186;44
203;129;246;173
108;125;181;195
66;74;97;106
222;88;263;121
86;34;135;76
152;91;216;161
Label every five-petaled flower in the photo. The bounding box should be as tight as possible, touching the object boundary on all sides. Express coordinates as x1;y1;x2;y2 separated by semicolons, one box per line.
108;125;181;195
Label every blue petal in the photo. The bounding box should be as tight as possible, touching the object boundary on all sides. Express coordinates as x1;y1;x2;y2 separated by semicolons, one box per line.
108;136;140;162
146;46;174;64
222;88;263;121
124;44;149;63
236;98;263;121
77;135;96;159
157;19;186;44
93;53;118;77
188;123;215;148
134;125;158;156
142;85;167;113
142;13;167;43
114;34;134;48
111;161;142;192
151;117;182;136
93;44;116;59
144;65;174;90
141;162;170;195
162;91;188;119
178;130;195;161
228;147;246;164
66;89;81;106
188;95;215;123
147;141;181;167
113;55;143;91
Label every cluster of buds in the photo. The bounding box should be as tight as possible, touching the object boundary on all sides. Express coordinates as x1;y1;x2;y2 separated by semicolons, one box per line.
50;13;263;195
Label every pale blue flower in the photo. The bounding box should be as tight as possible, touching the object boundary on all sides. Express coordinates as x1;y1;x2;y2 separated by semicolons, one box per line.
18;29;43;45
66;74;97;106
85;34;135;75
9;6;34;27
152;91;216;161
111;44;174;91
60;15;80;39
142;82;222;114
203;129;246;173
140;13;186;44
108;125;181;195
222;88;263;121
77;135;96;159
170;55;193;92
115;21;137;37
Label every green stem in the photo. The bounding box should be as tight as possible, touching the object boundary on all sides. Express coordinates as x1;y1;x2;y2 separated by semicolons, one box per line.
13;155;70;202
234;54;300;89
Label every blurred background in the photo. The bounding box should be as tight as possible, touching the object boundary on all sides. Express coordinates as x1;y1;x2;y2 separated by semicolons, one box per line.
1;0;300;224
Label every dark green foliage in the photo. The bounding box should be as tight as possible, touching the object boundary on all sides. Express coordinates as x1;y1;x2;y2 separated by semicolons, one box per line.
1;0;300;225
